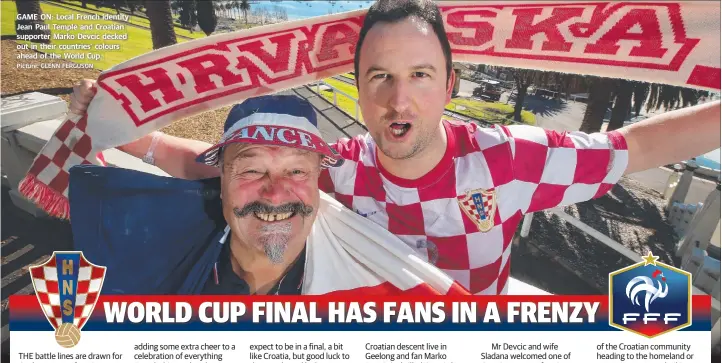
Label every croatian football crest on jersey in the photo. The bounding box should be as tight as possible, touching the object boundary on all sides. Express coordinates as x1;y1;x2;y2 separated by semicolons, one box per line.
457;188;497;232
608;252;691;338
29;251;106;348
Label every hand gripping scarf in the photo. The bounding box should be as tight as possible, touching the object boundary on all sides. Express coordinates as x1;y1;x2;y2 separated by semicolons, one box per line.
15;2;721;295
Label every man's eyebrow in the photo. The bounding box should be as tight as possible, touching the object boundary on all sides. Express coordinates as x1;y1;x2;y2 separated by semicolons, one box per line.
365;65;387;77
233;149;259;159
365;63;438;77
291;149;313;157
224;149;258;170
412;63;437;73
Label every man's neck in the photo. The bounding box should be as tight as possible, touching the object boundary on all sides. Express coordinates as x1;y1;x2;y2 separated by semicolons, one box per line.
228;235;302;294
377;121;448;180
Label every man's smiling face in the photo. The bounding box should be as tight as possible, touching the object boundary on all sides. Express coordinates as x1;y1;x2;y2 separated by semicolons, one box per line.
220;143;321;264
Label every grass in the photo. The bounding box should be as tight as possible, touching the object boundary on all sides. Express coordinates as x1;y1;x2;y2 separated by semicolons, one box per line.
447;98;536;125
315;77;536;126
2;1;197;70
47;0;206;39
317;78;364;123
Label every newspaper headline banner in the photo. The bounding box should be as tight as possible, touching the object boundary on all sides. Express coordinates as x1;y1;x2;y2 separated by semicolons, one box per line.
9;295;712;331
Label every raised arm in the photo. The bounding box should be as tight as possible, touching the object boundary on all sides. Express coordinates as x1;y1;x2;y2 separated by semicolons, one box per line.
618;100;720;174
70;79;220;180
504;98;720;215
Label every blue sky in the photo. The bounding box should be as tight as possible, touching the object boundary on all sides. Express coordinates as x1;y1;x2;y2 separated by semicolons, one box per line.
249;1;375;20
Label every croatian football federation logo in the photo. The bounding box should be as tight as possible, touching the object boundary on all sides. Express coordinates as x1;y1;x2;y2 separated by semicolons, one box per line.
609;252;691;338
29;252;106;348
457;188;497;232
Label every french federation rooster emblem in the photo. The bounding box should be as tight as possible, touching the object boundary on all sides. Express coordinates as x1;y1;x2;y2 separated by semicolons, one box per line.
625;269;669;312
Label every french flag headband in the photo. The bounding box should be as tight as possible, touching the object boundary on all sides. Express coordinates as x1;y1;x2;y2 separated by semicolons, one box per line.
196;95;344;169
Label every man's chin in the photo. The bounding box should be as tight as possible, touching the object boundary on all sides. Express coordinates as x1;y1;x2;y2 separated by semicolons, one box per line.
378;144;421;160
259;233;292;265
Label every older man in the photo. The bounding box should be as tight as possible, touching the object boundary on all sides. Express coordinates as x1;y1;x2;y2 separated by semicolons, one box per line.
71;95;345;295
71;0;721;295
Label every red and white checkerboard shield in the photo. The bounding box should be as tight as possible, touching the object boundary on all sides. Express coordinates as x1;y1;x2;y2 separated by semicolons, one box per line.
29;252;106;332
457;188;497;232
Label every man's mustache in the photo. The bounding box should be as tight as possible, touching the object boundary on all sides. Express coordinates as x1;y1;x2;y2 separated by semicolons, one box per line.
233;201;314;218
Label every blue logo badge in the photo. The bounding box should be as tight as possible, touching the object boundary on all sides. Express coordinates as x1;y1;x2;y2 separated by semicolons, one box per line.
609;252;691;338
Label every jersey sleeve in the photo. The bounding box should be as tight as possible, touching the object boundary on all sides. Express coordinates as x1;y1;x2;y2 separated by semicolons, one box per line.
319;142;340;194
318;137;364;196
502;124;629;214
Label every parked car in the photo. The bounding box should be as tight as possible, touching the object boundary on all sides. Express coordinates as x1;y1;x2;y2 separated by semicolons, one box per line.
473;80;502;101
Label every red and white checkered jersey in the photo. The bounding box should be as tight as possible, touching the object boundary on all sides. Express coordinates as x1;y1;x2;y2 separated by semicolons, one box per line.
319;119;628;294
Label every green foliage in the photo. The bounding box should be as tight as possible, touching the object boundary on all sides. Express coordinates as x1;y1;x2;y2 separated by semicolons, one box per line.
196;0;217;35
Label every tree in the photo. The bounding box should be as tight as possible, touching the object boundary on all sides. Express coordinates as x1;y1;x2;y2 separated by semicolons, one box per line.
146;0;178;49
225;2;233;19
645;84;708;113
178;0;198;31
15;0;50;44
196;0;218;35
632;82;650;117
606;80;634;131
509;69;536;122
239;0;251;24
578;77;615;133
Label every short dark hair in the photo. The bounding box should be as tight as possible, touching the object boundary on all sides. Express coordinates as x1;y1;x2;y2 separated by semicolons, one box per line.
354;0;452;83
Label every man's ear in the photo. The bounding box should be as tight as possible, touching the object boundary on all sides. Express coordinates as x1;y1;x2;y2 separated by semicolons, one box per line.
445;68;456;104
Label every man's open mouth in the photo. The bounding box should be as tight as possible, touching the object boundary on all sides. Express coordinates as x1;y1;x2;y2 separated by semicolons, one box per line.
254;212;295;222
390;122;411;137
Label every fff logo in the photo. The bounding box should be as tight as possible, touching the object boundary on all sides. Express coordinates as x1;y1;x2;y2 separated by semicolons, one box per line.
608;252;692;338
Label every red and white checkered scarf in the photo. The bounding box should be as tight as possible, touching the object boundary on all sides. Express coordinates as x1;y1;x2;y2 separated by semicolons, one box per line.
19;1;720;219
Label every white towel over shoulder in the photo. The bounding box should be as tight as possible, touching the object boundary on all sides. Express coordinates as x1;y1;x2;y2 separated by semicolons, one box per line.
303;193;469;296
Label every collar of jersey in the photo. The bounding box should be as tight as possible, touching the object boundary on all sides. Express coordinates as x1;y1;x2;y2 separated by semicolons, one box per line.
375;119;457;189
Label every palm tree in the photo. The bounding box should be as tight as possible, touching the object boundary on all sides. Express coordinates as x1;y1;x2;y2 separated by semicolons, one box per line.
632;82;650;117
645;84;707;113
197;0;218;36
15;0;51;44
146;0;178;49
178;0;197;31
225;2;232;18
578;77;616;133
240;0;250;24
606;80;634;131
